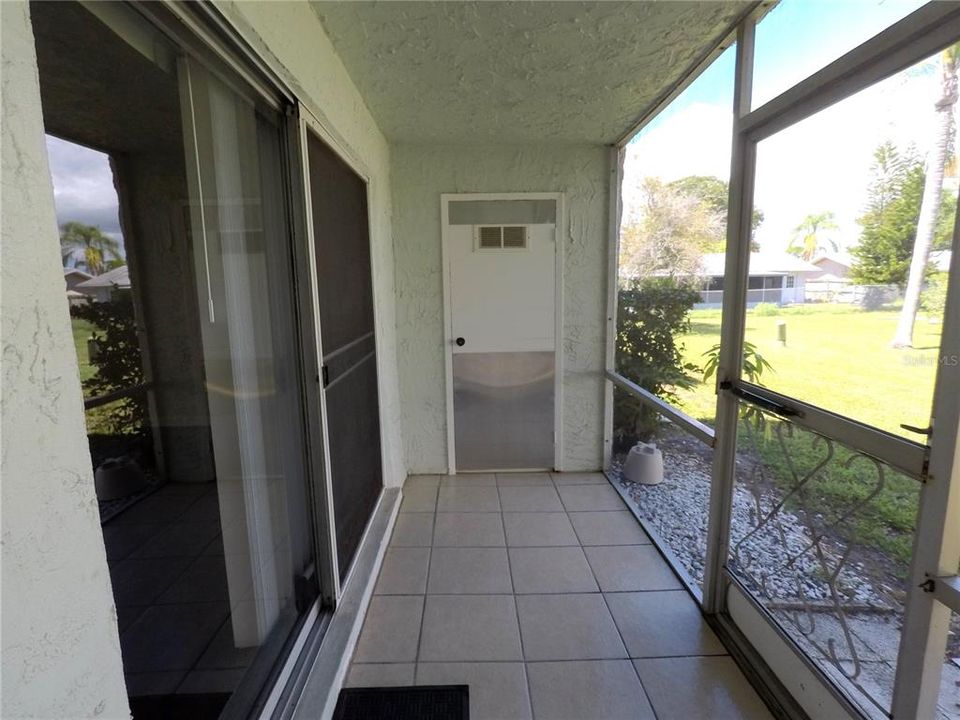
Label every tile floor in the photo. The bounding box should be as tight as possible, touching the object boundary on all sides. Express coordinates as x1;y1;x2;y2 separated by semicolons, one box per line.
346;472;774;720
103;482;254;698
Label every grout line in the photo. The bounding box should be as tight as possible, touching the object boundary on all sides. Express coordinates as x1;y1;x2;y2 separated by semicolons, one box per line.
352;654;726;667
570;512;660;719
496;480;536;720
411;499;440;684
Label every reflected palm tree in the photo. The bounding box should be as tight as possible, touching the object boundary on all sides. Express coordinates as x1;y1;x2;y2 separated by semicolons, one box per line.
60;221;121;276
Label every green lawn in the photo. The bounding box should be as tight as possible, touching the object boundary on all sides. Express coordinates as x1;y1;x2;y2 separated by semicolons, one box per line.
675;303;942;439
671;303;943;568
71;316;97;386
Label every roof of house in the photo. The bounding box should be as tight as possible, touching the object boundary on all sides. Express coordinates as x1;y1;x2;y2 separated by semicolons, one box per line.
811;252;854;268
75;265;130;290
698;252;820;277
64;267;92;280
807;272;850;283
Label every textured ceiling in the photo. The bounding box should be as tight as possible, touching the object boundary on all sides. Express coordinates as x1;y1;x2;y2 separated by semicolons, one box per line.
310;1;746;144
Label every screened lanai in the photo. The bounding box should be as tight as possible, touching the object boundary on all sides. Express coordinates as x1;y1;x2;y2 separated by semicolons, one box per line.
312;2;960;719
4;2;960;720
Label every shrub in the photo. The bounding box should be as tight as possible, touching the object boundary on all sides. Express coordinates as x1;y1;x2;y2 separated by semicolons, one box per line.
70;292;146;435
921;272;948;317
752;302;779;316
614;278;701;444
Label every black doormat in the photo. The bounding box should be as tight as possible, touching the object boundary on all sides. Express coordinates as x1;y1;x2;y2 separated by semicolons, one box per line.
333;685;469;720
129;693;230;720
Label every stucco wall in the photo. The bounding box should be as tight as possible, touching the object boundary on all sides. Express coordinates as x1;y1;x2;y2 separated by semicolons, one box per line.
217;0;406;488
1;2;130;717
393;145;610;473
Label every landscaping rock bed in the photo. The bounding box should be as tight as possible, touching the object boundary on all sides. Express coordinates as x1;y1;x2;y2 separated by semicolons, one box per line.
609;426;960;718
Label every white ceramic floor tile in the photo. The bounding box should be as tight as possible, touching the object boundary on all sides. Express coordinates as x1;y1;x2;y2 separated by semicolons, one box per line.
433;512;505;547
416;662;532;720
496;473;553;486
508;547;598;594
502;512;579;547
527;660;655;719
401;486;439;512
605;591;726;658
441;473;497;486
353;595;424;663
405;475;442;489
419;595;522;662
346;663;416;687
568;511;650;546
517;594;626;660
584;545;682;592
390;512;435;547
550;472;608;486
556;484;626;511
428;547;513;594
437;486;501;512
498;485;565;512
375;547;431;595
634;656;772;720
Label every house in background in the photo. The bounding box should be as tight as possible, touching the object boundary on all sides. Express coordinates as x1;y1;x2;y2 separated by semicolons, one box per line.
810;251;854;279
73;264;130;303
931;249;954;273
806;252;854;302
696;251;819;307
64;266;93;306
63;266;92;291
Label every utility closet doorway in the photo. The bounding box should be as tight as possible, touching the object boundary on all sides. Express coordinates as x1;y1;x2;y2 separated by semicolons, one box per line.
442;194;562;472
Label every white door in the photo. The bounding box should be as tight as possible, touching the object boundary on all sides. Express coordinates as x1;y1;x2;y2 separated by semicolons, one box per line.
443;196;558;471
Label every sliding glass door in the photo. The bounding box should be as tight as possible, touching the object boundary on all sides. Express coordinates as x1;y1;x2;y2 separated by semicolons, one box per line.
32;3;331;715
176;56;321;716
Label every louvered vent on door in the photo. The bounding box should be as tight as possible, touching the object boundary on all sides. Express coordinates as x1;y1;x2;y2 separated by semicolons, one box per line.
502;226;527;248
478;226;502;249
475;225;528;250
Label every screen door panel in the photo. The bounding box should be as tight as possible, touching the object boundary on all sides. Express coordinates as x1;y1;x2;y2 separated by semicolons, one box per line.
306;131;382;581
447;200;557;470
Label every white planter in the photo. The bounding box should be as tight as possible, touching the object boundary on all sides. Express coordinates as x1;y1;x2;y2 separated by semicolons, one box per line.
94;458;147;501
622;442;664;486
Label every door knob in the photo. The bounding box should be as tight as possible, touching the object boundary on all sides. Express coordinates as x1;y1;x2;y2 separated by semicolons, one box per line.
455;337;465;347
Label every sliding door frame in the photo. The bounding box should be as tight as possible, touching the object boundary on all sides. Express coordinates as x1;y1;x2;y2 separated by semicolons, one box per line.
297;102;389;599
607;3;960;718
125;4;353;716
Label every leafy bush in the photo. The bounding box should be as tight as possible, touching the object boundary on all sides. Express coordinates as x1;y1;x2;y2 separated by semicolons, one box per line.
752;302;779;317
70;292;146;435
921;272;948;317
702;341;773;386
614;278;701;443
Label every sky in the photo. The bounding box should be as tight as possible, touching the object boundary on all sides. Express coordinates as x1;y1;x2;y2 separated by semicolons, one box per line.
46;135;124;246
622;0;950;256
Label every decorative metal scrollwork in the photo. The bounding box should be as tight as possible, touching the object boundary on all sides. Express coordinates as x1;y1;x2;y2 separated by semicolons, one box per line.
730;407;901;714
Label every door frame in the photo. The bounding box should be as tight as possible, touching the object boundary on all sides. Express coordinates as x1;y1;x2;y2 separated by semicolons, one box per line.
440;192;565;474
297;102;389;601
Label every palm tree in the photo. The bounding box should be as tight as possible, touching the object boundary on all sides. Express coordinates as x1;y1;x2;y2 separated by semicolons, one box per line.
60;221;121;276
892;44;959;348
787;212;839;261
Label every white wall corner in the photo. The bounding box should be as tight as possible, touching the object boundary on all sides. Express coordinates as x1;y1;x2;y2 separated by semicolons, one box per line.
1;2;130;717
